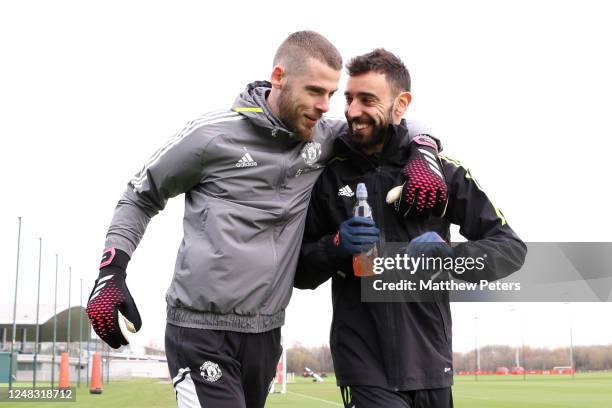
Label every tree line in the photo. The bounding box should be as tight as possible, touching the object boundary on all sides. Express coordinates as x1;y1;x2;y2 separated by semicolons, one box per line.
453;344;612;371
286;344;334;374
286;343;612;373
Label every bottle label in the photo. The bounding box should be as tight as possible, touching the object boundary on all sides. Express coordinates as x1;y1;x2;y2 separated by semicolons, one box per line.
353;247;378;277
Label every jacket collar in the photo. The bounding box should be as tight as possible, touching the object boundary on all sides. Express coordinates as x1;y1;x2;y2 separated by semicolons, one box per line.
231;81;297;139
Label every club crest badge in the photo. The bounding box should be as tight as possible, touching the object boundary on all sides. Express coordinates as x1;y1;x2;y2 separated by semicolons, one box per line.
200;361;222;382
301;142;322;166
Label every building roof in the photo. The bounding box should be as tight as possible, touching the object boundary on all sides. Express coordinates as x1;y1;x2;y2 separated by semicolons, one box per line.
0;304;90;342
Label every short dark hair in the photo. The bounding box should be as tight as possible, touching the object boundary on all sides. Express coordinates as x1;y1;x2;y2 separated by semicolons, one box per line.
346;48;411;94
273;31;343;75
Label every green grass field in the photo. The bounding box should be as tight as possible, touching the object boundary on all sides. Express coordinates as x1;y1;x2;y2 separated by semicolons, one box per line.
1;373;611;407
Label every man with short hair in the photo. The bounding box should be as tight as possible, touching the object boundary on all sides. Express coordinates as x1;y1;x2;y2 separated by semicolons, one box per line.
86;32;447;408
296;48;527;408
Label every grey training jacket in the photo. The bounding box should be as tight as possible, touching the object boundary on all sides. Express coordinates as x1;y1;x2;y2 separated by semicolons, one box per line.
105;80;427;333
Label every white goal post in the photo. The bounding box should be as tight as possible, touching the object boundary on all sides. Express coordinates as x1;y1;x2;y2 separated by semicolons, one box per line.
269;336;294;394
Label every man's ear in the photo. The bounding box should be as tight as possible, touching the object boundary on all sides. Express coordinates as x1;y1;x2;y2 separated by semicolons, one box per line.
394;91;412;117
270;65;285;89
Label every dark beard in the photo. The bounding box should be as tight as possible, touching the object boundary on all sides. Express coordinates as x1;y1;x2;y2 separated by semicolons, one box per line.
347;109;393;151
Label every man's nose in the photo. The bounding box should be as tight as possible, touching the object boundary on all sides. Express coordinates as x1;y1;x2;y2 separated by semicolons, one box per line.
314;96;330;113
346;101;362;119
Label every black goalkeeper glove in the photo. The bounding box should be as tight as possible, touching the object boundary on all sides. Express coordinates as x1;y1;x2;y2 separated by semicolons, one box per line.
86;248;142;349
387;135;448;218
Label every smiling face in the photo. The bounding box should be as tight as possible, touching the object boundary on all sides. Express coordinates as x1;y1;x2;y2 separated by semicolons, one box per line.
343;49;413;154
275;58;341;141
344;71;396;153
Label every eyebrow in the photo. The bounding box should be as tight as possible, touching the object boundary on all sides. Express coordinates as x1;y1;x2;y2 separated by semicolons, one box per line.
344;91;379;100
306;85;337;94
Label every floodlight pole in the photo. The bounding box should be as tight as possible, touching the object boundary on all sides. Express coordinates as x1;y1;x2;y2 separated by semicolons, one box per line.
51;254;59;389
33;238;43;388
86;286;90;387
566;302;575;379
508;308;525;380
78;278;83;388
9;217;22;391
570;323;574;379
473;316;479;381
521;316;526;382
281;336;287;394
105;343;110;384
67;267;72;350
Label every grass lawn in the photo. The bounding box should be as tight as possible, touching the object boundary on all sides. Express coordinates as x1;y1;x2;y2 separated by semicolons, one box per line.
1;372;611;407
453;372;612;408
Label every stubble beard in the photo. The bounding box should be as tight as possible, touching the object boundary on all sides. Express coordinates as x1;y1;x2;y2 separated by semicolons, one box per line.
277;83;313;141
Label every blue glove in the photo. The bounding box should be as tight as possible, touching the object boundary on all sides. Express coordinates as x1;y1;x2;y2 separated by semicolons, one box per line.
334;216;380;257
405;231;453;259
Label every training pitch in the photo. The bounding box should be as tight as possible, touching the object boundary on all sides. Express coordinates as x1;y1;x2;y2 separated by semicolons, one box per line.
1;372;611;407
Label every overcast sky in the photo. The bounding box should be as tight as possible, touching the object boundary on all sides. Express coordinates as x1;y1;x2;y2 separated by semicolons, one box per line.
1;0;611;354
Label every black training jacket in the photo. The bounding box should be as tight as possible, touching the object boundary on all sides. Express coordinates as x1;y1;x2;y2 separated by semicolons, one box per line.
295;124;527;391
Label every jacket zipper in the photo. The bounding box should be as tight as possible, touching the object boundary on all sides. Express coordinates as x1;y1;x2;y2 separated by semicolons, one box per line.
276;152;288;194
263;141;290;308
373;166;387;250
339;137;401;386
372;163;401;389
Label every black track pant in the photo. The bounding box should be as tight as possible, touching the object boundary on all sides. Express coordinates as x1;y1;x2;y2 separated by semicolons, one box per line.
341;385;453;408
165;323;281;408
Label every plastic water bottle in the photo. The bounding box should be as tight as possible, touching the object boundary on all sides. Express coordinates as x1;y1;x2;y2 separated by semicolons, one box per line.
352;183;379;277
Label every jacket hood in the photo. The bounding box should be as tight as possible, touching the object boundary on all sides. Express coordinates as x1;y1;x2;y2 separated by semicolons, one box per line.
232;81;294;137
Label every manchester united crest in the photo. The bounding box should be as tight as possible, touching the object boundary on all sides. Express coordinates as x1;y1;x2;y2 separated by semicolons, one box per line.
200;361;222;382
301;142;322;166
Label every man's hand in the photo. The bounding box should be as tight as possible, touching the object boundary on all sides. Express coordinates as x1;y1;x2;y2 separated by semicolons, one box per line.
86;248;142;349
406;231;453;281
406;232;453;259
387;135;448;218
333;217;380;257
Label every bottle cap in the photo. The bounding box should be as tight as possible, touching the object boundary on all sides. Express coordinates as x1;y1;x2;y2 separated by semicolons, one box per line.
356;183;368;199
